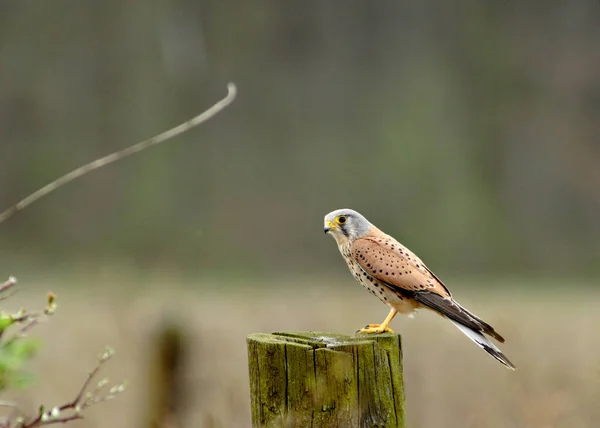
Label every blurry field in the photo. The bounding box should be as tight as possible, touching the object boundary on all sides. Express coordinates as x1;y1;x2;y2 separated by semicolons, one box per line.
3;272;598;428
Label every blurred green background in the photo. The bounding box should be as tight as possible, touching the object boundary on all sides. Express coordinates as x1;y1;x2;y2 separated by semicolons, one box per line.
3;1;600;277
0;2;599;428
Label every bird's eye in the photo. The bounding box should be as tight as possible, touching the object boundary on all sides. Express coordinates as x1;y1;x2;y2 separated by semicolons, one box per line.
336;215;347;225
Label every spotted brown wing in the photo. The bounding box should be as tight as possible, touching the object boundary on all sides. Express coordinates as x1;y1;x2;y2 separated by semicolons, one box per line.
350;236;505;342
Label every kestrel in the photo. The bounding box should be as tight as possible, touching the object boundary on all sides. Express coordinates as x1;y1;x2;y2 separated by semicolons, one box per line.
324;208;515;370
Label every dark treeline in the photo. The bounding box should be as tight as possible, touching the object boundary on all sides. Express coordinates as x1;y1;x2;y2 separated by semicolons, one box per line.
1;1;599;277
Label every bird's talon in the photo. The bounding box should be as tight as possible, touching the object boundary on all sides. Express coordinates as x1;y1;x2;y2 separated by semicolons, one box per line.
356;324;395;334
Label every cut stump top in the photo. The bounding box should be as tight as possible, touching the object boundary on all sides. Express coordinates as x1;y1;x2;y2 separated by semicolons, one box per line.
247;331;406;428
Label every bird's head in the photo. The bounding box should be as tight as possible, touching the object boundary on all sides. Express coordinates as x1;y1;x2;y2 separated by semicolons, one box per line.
324;209;372;245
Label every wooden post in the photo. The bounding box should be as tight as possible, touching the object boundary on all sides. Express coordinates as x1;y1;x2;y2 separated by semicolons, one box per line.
146;322;188;428
247;331;406;428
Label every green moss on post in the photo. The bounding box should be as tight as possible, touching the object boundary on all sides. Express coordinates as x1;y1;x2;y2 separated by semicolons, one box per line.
247;332;406;427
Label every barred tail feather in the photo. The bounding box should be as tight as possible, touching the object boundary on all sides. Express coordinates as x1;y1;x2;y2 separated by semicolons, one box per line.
451;321;516;370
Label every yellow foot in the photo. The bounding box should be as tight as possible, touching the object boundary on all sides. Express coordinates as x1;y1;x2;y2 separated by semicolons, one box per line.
356;324;395;334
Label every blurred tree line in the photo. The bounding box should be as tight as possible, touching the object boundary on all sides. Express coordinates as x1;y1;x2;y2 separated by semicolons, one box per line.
1;1;599;278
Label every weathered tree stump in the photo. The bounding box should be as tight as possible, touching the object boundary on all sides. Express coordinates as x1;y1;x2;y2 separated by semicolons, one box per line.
247;331;405;427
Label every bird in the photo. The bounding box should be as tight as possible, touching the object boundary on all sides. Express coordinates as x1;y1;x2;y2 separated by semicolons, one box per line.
324;208;515;370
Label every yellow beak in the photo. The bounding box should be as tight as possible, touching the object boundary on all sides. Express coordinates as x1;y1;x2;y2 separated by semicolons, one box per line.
324;220;337;234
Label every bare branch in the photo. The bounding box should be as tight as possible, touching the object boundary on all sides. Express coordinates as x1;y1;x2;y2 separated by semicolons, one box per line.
0;83;237;226
68;363;103;410
32;415;83;426
2;292;56;343
17;349;124;428
0;278;17;294
0;280;123;428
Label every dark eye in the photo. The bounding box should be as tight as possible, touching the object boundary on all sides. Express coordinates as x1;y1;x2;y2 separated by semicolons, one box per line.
336;215;347;225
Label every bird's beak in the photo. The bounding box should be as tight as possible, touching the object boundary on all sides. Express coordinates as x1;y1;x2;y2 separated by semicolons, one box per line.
324;220;337;234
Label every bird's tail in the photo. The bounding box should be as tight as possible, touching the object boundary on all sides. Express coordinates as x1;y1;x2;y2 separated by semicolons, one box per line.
451;320;516;370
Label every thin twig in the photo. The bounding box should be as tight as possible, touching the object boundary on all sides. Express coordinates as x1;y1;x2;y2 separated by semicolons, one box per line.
32;415;82;426
0;292;17;303
67;364;103;410
19;351;121;428
0;278;17;294
0;83;237;226
0;401;26;428
17;319;40;337
3;315;42;344
0;281;123;428
3;292;56;342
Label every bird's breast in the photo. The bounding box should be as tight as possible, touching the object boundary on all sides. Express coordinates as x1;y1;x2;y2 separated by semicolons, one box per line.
342;254;417;315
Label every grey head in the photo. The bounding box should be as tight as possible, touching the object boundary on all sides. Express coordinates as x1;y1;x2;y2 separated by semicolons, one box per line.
324;208;373;243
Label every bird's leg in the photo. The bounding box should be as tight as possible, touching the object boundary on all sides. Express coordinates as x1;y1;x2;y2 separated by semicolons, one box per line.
357;308;397;334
